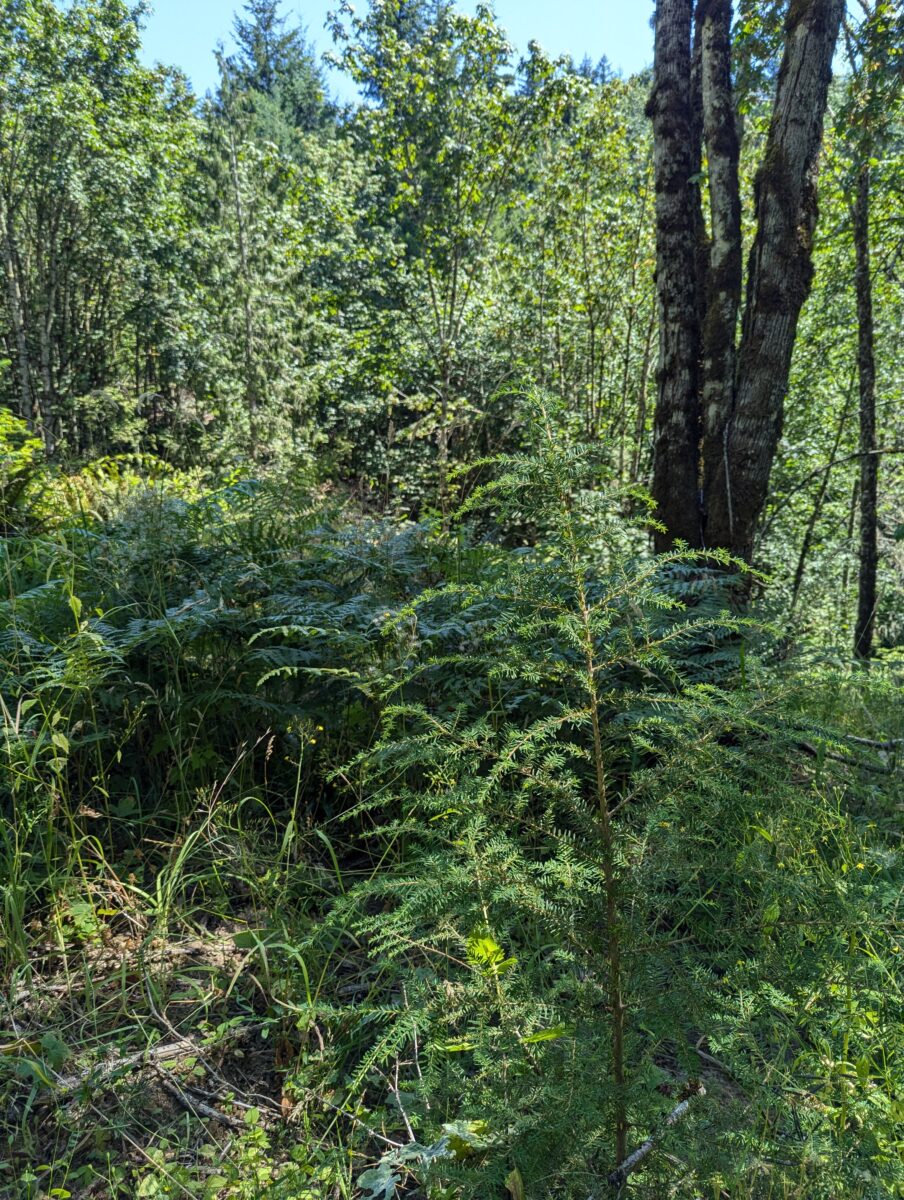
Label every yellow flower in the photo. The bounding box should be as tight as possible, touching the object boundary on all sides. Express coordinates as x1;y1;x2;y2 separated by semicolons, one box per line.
855;862;865;870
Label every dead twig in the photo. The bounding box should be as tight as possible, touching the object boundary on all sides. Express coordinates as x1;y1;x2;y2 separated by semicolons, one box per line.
600;1082;706;1197
846;735;903;752
798;740;896;774
53;1039;192;1094
51;1024;260;1096
154;1067;246;1130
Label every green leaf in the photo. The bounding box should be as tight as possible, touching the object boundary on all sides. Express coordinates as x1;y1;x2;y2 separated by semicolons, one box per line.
233;929;271;949
40;1032;69;1070
357;1163;401;1200
466;932;517;977
442;1120;493;1158
520;1024;572;1045
506;1167;526;1200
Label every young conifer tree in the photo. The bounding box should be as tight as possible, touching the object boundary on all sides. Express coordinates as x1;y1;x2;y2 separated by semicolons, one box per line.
316;398;895;1197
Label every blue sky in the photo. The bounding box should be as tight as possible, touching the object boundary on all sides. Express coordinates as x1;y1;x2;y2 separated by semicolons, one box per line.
139;1;656;101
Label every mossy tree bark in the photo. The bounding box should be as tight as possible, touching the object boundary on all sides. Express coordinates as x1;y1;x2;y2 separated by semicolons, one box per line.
842;0;901;657
648;0;844;561
0;194;36;431
646;0;703;551
853;164;878;659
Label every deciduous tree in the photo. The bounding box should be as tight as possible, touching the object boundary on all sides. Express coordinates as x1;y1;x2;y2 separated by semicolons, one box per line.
647;0;845;561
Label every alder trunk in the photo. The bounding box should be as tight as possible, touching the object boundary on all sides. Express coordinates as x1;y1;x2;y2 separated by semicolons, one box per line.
0;195;35;428
648;0;844;561
646;0;702;550
853;165;878;658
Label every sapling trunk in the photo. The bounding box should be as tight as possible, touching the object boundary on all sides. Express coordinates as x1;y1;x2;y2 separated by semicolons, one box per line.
559;471;628;1166
584;622;628;1165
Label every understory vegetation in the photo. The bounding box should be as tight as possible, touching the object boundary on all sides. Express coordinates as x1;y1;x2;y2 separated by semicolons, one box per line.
2;402;903;1198
1;0;904;1198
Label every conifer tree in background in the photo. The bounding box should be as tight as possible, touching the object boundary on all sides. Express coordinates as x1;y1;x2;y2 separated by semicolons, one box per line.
206;2;336;458
232;0;294;94
218;0;332;154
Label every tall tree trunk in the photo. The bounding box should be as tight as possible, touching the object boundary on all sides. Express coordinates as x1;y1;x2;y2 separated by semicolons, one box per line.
38;218;59;453
228;129;260;455
697;0;742;523
646;0;703;550
0;194;35;428
789;382;853;615
853;164;878;658
648;0;844;561
704;0;844;559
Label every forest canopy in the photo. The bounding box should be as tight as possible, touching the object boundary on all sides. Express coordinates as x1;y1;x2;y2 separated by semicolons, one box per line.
1;1;904;1198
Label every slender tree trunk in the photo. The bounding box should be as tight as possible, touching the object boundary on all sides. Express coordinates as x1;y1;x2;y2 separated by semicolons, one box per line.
789;383;853;614
646;0;702;550
841;475;860;622
853;164;878;658
437;352;451;525
630;309;656;485
618;172;652;481
38;210;60;453
0;194;35;428
228;129;259;454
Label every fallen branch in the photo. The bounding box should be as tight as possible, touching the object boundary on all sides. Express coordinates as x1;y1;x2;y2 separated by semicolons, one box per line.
52;1024;260;1096
798;741;895;774
602;1082;706;1196
694;1045;741;1086
846;735;904;752
54;1038;192;1094
155;1068;246;1130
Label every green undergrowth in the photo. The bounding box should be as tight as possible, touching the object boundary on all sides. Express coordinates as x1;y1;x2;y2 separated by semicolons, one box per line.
1;405;903;1199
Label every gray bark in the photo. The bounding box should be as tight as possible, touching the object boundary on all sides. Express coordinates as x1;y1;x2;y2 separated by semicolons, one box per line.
0;193;34;427
705;0;845;558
